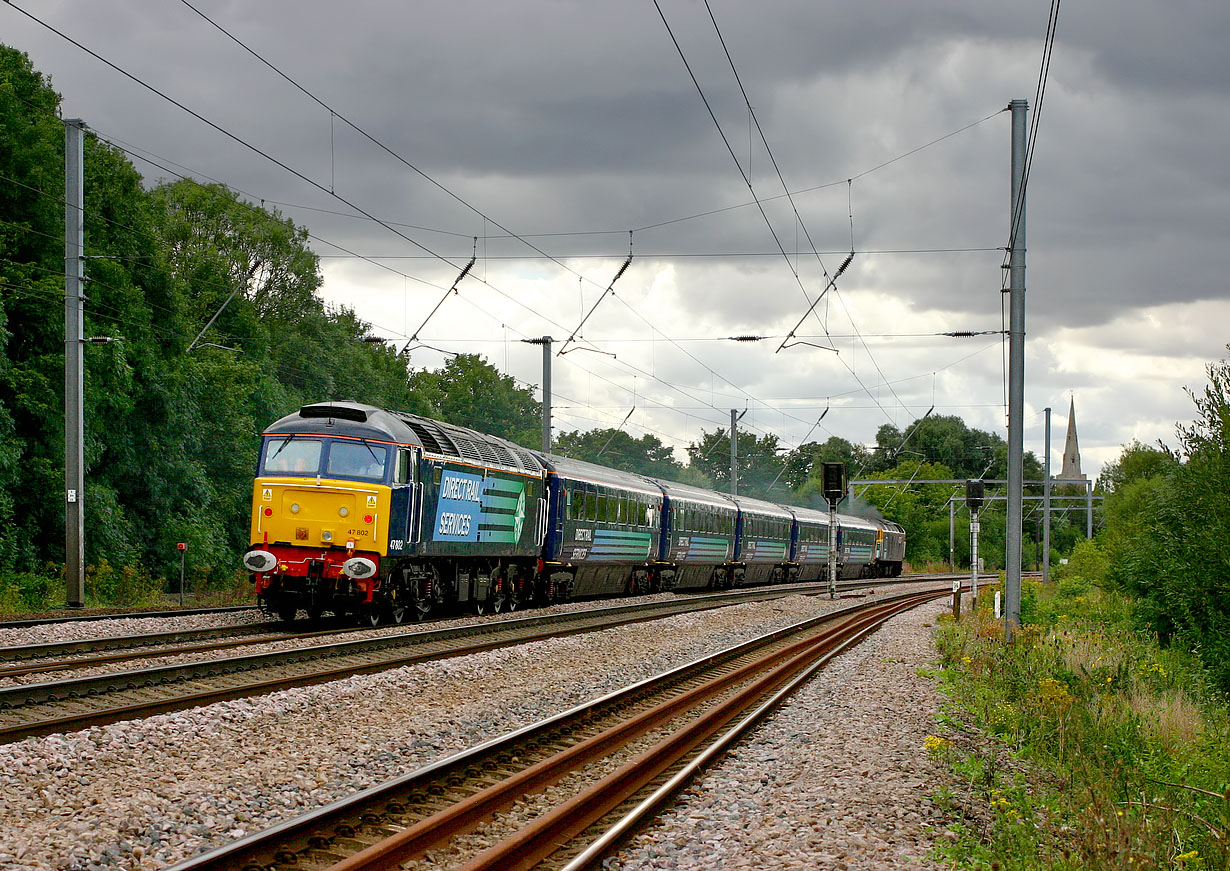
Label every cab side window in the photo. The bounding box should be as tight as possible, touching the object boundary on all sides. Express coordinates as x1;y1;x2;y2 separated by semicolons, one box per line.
395;449;413;484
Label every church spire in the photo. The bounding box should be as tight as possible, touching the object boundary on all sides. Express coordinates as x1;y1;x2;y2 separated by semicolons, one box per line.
1060;397;1086;480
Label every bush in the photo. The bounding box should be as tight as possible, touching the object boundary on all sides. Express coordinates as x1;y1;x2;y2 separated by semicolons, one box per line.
0;567;61;613
931;587;1230;870
85;559;162;607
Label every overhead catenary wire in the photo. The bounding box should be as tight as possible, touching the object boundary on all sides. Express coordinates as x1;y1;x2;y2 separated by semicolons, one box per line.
3;3;1026;465
2;78;757;447
652;0;832;336
158;1;809;445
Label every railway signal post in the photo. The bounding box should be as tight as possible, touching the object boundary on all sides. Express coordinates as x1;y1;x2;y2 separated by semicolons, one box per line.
966;479;984;613
821;462;845;600
177;542;187;606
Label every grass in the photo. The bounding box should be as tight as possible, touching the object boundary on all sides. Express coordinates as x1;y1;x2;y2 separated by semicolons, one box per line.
926;576;1230;870
0;562;252;616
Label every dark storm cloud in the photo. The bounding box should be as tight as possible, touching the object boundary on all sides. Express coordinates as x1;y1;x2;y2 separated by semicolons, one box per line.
4;0;1230;474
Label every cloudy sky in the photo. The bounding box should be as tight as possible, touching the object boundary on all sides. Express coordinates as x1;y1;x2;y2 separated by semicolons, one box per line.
6;0;1229;479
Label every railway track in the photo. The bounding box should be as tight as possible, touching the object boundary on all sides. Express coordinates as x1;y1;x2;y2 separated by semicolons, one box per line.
167;588;943;871
0;579;921;744
0;576;947;682
0;620;404;679
0;604;255;631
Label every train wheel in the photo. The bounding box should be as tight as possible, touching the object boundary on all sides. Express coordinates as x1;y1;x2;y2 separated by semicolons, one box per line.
358;606;381;627
388;600;407;624
277;605;297;623
472;599;488;616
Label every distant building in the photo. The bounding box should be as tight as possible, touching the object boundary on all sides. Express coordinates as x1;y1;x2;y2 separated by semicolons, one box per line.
1060;397;1086;481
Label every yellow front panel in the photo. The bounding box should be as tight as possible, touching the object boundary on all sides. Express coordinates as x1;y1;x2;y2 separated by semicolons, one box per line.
250;476;391;555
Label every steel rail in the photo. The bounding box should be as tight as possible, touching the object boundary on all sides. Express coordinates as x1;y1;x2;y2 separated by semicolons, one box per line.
0;623;292;667
0;605;256;631
350;593;937;871
165;587;948;871
557;598;918;870
0;580;909;743
0;576;911;669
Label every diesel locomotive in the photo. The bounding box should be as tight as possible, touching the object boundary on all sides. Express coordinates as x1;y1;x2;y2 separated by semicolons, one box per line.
243;401;905;624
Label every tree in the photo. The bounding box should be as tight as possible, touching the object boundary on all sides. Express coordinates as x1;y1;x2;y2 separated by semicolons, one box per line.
0;43;433;593
855;459;964;567
1107;351;1230;691
780;436;870;491
407;354;540;446
1097;439;1178;495
686;428;785;499
872;414;1004;479
553;428;683;479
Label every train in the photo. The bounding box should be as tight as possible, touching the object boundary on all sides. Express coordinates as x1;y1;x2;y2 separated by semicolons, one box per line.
242;401;905;624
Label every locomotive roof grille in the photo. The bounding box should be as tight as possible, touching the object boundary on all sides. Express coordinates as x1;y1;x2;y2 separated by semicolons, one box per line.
400;417;459;457
394;412;543;474
512;447;541;469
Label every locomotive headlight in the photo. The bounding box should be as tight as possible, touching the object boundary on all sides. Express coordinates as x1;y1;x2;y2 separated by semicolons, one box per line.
290;503;300;514
342;557;377;579
339;506;349;517
242;550;278;573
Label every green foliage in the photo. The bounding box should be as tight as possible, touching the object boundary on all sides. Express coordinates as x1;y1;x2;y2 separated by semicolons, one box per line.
0;44;427;607
0;567;60;613
85;559;162;607
553;427;683;479
779;436;869;490
1097;439;1178;496
686;427;785;499
1053;538;1110;592
931;588;1230;870
406;353;536;444
869;413;1027;479
1102;350;1230;693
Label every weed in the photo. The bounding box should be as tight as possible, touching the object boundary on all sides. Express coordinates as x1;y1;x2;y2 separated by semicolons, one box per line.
927;583;1230;870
